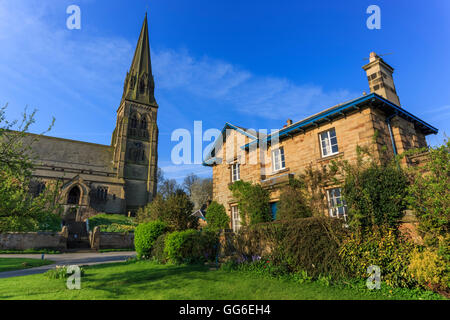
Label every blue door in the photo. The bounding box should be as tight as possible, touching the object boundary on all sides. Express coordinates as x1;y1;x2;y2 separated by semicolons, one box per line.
270;202;278;220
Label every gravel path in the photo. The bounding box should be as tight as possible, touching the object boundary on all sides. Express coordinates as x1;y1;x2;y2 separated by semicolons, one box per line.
0;251;136;279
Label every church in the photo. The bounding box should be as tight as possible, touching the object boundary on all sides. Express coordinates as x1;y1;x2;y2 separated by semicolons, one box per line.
26;15;158;219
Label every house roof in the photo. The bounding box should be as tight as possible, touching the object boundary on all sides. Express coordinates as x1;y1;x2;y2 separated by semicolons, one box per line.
202;122;259;166
203;92;438;166
242;92;438;150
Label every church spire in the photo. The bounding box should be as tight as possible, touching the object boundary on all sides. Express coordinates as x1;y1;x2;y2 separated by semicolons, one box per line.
122;13;157;107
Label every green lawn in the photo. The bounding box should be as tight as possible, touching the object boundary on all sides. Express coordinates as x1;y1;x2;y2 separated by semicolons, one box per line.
0;260;444;300
0;258;54;273
88;213;136;232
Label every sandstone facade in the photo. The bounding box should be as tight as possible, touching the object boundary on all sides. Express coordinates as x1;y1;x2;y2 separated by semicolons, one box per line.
205;53;438;231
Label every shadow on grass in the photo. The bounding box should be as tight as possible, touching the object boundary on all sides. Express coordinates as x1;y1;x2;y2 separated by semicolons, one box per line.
83;261;212;298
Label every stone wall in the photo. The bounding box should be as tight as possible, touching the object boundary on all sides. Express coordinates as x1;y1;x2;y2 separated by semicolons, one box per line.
0;227;68;251
89;227;134;250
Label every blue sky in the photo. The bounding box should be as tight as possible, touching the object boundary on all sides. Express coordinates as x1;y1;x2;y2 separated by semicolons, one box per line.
0;0;449;181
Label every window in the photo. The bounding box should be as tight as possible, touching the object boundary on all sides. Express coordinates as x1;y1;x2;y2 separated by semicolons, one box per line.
270;202;278;220
129;114;138;136
96;186;108;201
231;206;241;232
327;188;348;221
272;147;286;172
231;163;240;182
319;128;339;157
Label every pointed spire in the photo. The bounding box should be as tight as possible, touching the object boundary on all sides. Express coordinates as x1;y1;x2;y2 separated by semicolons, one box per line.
122;14;157;107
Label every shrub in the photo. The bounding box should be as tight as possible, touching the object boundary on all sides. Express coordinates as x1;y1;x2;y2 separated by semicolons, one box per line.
151;233;168;263
342;164;408;231
229;180;271;226
339;227;415;288
134;220;167;259
405;140;450;247
205;201;229;230
277;178;313;220
408;247;449;291
44;265;85;279
164;229;218;264
233;217;348;279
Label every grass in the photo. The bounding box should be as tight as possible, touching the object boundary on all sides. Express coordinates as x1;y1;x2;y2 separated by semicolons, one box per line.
88;214;136;233
0;260;445;300
0;258;54;273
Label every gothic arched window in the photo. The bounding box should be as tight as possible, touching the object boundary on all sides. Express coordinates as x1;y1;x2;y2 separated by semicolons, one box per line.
129;114;139;136
140;117;148;138
128;143;146;163
130;114;138;129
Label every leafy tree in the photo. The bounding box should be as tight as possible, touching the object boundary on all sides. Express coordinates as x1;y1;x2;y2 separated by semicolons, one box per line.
137;190;198;231
0;105;61;232
164;190;198;231
136;194;166;224
205;201;229;230
277;177;313;220
229;180;271;226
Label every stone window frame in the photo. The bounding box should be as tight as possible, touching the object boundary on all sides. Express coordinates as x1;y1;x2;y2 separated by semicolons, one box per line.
231;162;240;182
271;146;286;172
326;187;348;221
319;128;339;158
231;205;241;232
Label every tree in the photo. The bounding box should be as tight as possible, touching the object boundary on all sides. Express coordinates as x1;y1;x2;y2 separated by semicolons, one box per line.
190;178;213;210
136;190;198;231
0;105;61;232
164;190;198;231
182;173;200;196
156;168;182;199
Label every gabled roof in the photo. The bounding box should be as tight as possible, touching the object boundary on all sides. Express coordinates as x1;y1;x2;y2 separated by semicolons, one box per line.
202;122;258;166
203;93;438;166
242;92;438;150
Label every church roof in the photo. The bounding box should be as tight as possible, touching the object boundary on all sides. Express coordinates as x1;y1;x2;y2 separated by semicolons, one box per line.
121;13;158;107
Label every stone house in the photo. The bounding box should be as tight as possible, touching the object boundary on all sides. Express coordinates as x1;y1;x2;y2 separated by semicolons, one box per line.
24;15;159;220
203;52;438;232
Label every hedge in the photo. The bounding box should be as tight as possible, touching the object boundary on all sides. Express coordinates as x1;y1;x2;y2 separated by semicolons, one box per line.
164;229;218;264
233;217;349;279
134;221;167;259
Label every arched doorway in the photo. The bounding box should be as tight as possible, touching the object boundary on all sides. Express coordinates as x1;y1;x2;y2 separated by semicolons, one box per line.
67;186;81;205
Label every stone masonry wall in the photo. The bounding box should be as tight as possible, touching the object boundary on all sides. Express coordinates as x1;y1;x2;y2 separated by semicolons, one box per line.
89;227;134;250
0;227;68;251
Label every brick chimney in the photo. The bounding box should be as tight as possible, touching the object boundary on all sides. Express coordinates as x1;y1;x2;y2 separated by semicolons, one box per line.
362;52;401;106
287;119;293;126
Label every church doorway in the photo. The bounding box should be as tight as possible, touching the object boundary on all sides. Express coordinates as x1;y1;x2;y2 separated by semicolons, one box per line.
67;186;81;205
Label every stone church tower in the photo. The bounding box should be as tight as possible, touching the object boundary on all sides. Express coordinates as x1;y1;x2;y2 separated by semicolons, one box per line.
112;14;159;212
25;14;160;218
